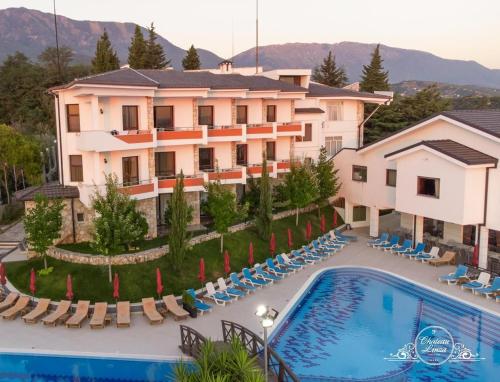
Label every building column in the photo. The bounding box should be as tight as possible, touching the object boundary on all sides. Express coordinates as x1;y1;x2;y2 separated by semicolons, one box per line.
369;207;379;238
479;226;489;269
344;199;353;226
415;215;424;244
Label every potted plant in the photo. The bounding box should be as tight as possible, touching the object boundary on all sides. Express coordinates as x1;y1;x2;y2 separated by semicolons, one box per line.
182;291;197;318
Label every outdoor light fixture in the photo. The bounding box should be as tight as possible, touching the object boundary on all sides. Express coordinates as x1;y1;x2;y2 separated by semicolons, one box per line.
255;305;279;382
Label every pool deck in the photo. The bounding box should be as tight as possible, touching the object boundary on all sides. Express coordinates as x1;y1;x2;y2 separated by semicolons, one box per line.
1;230;499;361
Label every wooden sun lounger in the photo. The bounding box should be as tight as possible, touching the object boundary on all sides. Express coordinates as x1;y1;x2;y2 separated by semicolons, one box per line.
65;300;90;328
116;301;131;328
428;251;456;267
1;295;30;320
89;302;109;329
42;300;72;326
22;298;51;324
0;293;19;313
142;297;164;325
163;295;189;321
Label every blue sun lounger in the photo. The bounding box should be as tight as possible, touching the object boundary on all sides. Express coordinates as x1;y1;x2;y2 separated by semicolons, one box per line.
312;240;337;254
265;258;292;276
187;289;213;314
379;235;400;252
292;249;320;263
276;254;302;270
461;272;491;292
230;272;257;293
315;238;341;251
392;239;413;255
319;235;345;249
403;243;426;259
334;229;357;242
438;265;468;285
367;233;389;247
474;277;500;298
242;268;271;287
255;265;282;282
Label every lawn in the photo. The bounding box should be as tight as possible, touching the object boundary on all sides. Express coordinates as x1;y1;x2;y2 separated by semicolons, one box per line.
6;206;341;303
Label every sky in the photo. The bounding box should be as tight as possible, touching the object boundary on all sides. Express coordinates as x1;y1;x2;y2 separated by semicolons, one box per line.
2;0;499;69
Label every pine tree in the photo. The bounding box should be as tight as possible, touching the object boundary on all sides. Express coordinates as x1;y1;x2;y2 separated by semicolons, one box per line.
144;23;170;69
360;44;389;92
314;147;340;214
256;155;273;240
128;25;147;69
91;29;120;74
312;51;348;87
182;45;201;70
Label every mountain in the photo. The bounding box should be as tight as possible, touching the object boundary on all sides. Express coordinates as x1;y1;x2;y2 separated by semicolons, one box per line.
232;42;500;89
0;7;223;69
391;81;500;98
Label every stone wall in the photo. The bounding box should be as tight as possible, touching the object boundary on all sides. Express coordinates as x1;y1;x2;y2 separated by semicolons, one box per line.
136;197;157;238
186;191;200;225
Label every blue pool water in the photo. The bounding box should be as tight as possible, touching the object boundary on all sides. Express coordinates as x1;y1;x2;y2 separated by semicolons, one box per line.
270;267;500;381
0;353;179;381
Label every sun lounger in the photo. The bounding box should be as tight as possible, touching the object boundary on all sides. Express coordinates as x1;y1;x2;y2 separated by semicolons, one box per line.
163;295;189;320
312;240;338;254
428;251;455;266
321;233;346;248
327;231;349;245
205;282;233;305
265;258;291;276
439;265;468;284
1;295;30;320
292;249;320;263
142;297;164;325
319;236;344;250
217;277;246;298
187;289;213;314
0;293;19;313
89;302;108;329
116;301;131;328
302;246;328;259
392;239;413;255
496;295;500;303
367;233;389;247
402;243;426;259
474;277;500;298
66;300;90;328
242;268;271;287
42;300;71;326
22;298;51;324
380;235;400;252
255;264;282;282
334;229;357;242
277;254;302;271
415;246;439;262
229;272;257;292
461;272;491;292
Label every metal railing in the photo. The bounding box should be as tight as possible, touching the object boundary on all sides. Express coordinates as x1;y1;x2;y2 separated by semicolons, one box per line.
221;320;300;382
179;325;207;358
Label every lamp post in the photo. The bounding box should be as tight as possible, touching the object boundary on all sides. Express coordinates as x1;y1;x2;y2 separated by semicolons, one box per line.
256;305;279;382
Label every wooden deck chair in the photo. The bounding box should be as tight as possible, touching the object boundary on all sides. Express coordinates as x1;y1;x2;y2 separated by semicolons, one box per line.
163;295;189;321
0;293;19;313
65;300;90;328
22;298;51;324
89;302;108;329
116;301;131;328
42;300;72;326
1;295;30;320
428;251;456;266
142;297;164;325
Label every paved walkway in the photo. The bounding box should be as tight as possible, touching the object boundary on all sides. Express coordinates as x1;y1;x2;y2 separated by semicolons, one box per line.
0;231;498;360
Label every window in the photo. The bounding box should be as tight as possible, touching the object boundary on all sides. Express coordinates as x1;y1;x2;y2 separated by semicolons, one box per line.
279;75;301;86
236;144;248;166
386;169;397;187
417;177;440;198
76;213;84;222
325;136;342;156
155;152;175;178
326;103;342;121
353;206;367;222
69;155;83;182
296;123;312;142
266;141;276;161
199;148;214;171
66;104;80;132
236;105;248;124
122;106;139;130
154;106;174;130
122;156;139;186
352;165;367;182
423;218;444;238
198;106;214;127
463;225;476;246
266;105;277;123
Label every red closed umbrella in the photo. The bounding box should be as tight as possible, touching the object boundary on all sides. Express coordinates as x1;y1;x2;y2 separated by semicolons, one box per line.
29;268;36;296
320;214;326;234
156;267;164;297
472;244;479;267
306;221;312;241
224;250;231;274
0;263;6;289
248;242;254;266
113;273;120;300
287;228;293;249
333;209;338;228
269;232;276;256
66;274;74;301
198;258;206;284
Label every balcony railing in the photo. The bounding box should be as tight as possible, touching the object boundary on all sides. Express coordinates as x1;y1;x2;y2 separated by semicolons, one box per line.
156;127;204;142
157;174;205;191
75;130;155;152
246;123;275;138
206;168;244;182
277;122;302;136
247;163;274;176
207;125;244;141
113;129;154;144
118;179;155;196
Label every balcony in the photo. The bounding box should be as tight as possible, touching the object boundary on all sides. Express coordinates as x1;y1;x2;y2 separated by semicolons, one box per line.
246;123;275;140
206;167;247;185
247;163;275;178
277;159;292;173
207;125;244;143
156;127;206;146
75;130;154;152
277;122;303;137
118;178;157;200
157;174;205;193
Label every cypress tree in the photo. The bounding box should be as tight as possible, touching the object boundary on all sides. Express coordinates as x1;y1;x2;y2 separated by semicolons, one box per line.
314;147;340;215
360;44;389;92
144;22;170;69
182;45;201;70
256;155;273;240
128;25;147;69
312;51;348;88
91;29;120;74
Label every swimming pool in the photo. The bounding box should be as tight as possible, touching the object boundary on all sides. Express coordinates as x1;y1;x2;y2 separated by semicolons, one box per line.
270;267;500;381
0;352;181;381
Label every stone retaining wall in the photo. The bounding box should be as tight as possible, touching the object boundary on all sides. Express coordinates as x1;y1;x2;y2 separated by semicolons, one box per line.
47;204;321;265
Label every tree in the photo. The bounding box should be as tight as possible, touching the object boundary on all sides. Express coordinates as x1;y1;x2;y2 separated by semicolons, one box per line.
312;51;348;87
314;147;340;214
24;194;64;269
360;44;389;93
128;25;147;69
282;162;319;226
38;46;73;82
144;23;170;69
255;156;273;240
204;175;248;253
166;172;193;271
182;45;201;70
91;29;120;74
91;174;148;282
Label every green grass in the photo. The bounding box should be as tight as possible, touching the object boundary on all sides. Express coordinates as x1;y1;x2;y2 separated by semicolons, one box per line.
6;206;341;303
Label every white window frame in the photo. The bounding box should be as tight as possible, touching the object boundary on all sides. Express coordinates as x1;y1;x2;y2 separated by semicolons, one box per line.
326;102;343;121
325;136;343;156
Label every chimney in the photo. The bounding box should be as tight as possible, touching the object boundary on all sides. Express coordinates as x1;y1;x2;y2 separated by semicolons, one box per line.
218;60;233;73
